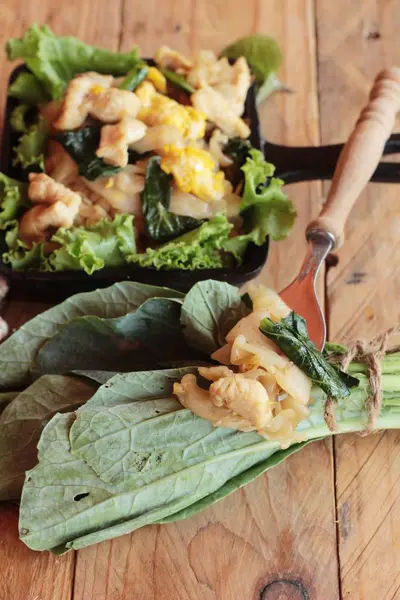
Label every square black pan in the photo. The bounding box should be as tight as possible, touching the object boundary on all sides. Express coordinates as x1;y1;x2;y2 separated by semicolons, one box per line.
0;66;269;299
2;66;400;301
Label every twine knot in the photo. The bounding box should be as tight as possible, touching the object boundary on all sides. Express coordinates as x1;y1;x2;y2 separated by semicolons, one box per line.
324;324;400;433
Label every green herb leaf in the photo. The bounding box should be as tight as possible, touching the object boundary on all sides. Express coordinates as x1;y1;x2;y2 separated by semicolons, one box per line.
0;375;96;501
130;214;232;270
223;137;252;167
7;24;140;99
56;126;121;181
119;63;148;91
141;156;202;242
8;72;49;104
33;298;202;375
161;68;195;94
181;280;250;354
260;311;359;400
0;281;183;390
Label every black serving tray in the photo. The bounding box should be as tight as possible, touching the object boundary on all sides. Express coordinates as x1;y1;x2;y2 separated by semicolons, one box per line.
2;65;400;300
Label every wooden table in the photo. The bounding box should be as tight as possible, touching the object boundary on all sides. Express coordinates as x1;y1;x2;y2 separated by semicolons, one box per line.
0;1;399;599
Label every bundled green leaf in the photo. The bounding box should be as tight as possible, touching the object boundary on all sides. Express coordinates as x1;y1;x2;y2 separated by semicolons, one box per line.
141;156;203;242
260;311;359;400
45;214;136;275
56;126;121;180
7;24;140;99
130;215;232;270
0;280;181;389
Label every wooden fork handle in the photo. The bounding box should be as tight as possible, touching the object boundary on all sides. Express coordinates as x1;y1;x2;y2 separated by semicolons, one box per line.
306;67;400;248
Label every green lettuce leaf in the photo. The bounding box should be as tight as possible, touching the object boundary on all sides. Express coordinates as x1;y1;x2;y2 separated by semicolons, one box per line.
0;375;96;501
141;156;202;242
46;214;136;275
222;150;296;260
129;214;232;270
12;115;49;170
33;298;202;375
56;127;121;181
7;24;140;99
0;280;183;390
0;174;28;228
181;280;250;354
10;104;31;133
8;72;49;104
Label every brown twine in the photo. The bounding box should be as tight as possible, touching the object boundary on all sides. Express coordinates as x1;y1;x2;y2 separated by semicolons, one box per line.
324;324;400;433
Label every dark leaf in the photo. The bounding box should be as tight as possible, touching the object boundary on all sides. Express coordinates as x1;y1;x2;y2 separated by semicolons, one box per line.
141;156;203;242
260;311;359;400
56;126;121;181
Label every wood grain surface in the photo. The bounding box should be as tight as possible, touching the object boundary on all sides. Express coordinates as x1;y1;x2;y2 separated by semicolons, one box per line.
0;1;399;599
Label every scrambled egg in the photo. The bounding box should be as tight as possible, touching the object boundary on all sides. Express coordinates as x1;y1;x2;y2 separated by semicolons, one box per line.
146;67;167;93
160;146;225;202
136;82;206;142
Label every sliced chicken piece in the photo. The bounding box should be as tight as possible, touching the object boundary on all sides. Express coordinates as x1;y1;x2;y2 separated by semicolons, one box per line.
130;124;184;154
97;118;147;168
187;51;232;88
53;72;114;130
154;46;193;71
191;86;250;139
19;203;78;246
28;173;81;213
90;88;141;123
213;57;251;116
210;375;273;430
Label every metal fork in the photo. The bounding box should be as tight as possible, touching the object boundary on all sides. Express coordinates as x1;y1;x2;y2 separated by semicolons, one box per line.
280;67;400;349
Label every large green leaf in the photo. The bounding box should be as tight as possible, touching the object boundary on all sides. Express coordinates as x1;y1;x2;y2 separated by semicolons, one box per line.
0;375;96;501
33;298;202;375
181;280;249;354
7;24;140;99
20;402;283;552
0;281;183;390
82;367;199;410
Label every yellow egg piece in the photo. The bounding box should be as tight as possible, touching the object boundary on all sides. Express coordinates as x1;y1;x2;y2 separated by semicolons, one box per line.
146;67;167;93
161;146;225;202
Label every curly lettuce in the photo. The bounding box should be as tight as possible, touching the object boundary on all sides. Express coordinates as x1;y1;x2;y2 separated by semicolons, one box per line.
12;116;49;171
8;72;49;104
224;149;296;260
129;215;232;270
46;214;136;275
0;174;29;229
7;24;140;99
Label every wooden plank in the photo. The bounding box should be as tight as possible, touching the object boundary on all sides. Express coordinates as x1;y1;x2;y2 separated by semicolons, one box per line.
0;3;122;599
316;0;400;598
73;2;341;599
